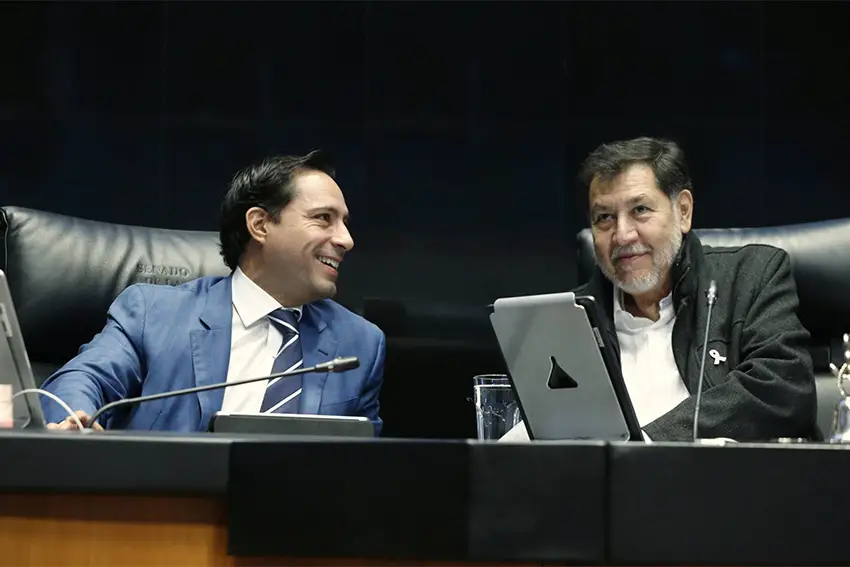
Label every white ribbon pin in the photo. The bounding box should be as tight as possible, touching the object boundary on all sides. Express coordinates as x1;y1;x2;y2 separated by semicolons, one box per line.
709;349;727;366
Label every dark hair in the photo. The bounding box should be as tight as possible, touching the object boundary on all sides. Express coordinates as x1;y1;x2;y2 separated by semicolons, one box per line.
578;137;692;200
218;150;335;270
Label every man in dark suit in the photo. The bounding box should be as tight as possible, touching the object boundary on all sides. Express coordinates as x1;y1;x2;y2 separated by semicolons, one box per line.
573;136;818;441
504;137;818;443
41;150;386;434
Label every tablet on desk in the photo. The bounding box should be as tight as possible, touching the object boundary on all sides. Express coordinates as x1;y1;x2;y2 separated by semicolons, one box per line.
209;412;375;438
489;291;642;442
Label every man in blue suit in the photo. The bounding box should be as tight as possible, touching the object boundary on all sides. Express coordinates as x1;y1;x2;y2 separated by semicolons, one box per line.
41;150;386;435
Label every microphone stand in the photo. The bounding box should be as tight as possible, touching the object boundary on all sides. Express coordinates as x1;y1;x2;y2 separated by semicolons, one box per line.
692;281;717;441
87;356;360;428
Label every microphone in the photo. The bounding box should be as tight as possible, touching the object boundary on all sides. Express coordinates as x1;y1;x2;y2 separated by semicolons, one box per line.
692;281;718;441
86;356;360;428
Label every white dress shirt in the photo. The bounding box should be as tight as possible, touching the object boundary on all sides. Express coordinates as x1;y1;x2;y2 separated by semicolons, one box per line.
220;268;302;414
613;289;690;430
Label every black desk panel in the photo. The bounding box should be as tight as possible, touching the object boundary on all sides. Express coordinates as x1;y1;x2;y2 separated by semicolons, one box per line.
0;430;230;495
228;438;471;560
608;442;850;566
468;441;606;563
228;438;608;564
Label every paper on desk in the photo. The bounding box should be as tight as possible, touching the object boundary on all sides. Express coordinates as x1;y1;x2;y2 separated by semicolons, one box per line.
497;419;737;445
498;420;648;443
498;420;531;442
0;384;12;429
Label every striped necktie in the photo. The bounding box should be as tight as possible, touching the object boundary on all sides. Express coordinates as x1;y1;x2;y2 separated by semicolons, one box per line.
260;308;303;413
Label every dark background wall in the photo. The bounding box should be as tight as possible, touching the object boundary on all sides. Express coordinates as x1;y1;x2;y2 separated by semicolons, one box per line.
2;2;848;438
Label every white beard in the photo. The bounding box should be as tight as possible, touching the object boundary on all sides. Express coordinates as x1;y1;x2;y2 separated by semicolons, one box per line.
597;209;683;295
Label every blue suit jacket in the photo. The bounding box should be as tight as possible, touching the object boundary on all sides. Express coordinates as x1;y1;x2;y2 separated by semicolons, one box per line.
40;276;386;435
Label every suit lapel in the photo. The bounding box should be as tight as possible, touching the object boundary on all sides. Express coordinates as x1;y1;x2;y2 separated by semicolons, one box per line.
190;277;233;429
298;304;337;415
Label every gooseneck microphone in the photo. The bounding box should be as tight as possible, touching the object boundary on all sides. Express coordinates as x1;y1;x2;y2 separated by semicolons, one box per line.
692;281;717;441
86;356;360;428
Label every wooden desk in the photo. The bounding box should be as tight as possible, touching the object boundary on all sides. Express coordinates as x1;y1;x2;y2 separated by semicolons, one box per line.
0;432;593;566
0;431;238;566
3;431;849;566
0;493;231;566
0;493;529;567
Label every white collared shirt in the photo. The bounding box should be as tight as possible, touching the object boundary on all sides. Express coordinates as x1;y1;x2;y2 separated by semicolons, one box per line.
220;268;302;414
614;289;690;429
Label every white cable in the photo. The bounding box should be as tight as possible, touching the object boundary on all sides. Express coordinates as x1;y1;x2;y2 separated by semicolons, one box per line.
11;389;85;431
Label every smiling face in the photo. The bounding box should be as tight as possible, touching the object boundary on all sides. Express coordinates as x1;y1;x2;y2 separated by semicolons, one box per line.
245;170;353;306
589;164;693;297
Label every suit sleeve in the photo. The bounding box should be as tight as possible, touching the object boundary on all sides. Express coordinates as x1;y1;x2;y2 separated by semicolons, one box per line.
644;250;818;441
359;329;386;436
40;285;147;425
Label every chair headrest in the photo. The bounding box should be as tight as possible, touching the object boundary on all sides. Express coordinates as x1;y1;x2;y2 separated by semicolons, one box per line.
576;218;850;344
1;206;231;363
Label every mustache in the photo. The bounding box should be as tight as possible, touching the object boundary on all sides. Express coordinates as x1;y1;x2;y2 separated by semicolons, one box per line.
611;244;651;261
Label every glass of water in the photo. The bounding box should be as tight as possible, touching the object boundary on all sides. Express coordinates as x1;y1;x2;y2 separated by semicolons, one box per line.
473;374;521;441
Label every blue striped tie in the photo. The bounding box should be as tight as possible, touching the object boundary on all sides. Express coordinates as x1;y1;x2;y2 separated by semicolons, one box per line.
260;308;303;414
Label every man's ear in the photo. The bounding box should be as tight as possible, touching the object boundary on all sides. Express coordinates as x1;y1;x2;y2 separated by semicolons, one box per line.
675;189;694;233
245;207;270;244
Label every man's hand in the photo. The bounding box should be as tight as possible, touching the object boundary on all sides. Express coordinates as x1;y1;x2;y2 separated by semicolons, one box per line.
46;410;104;431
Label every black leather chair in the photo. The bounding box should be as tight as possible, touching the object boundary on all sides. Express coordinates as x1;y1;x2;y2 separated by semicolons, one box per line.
0;206;231;385
577;219;850;439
